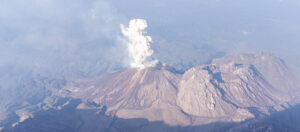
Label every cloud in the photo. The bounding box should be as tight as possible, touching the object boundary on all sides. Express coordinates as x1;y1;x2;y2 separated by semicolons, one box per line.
0;0;128;76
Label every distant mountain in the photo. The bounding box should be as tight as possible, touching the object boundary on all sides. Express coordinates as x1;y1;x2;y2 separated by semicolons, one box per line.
212;53;300;94
3;53;300;132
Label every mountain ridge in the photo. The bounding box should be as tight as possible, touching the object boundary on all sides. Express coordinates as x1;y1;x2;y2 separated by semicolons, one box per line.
4;53;300;131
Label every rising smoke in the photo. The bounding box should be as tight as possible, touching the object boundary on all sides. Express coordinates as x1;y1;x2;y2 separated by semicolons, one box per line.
120;19;158;69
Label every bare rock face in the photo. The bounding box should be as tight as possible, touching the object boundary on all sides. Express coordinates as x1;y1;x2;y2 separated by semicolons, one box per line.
176;66;237;117
213;62;287;107
176;60;288;118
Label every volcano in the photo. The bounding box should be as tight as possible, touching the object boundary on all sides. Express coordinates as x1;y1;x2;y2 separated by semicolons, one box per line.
52;53;296;129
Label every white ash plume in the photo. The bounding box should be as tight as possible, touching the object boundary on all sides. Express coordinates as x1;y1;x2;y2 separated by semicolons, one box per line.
120;19;158;69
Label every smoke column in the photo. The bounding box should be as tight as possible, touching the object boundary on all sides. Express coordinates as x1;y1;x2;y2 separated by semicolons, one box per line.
120;19;158;69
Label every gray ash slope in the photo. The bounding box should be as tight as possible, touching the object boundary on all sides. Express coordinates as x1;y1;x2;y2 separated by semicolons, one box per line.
5;53;300;132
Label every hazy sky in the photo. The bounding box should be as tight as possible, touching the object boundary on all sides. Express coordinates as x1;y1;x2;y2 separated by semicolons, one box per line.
0;0;129;76
1;0;300;76
118;0;300;71
110;0;300;58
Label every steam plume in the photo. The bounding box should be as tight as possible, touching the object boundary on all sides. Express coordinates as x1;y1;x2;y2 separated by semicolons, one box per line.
121;19;158;69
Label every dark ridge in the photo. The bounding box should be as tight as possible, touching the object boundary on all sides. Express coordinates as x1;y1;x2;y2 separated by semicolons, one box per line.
4;98;300;132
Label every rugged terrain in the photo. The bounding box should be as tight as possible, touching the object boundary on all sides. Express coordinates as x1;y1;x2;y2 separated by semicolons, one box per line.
2;53;300;132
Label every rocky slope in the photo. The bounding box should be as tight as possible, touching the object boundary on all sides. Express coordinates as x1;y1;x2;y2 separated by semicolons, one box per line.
60;63;191;126
212;53;300;94
176;62;286;118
